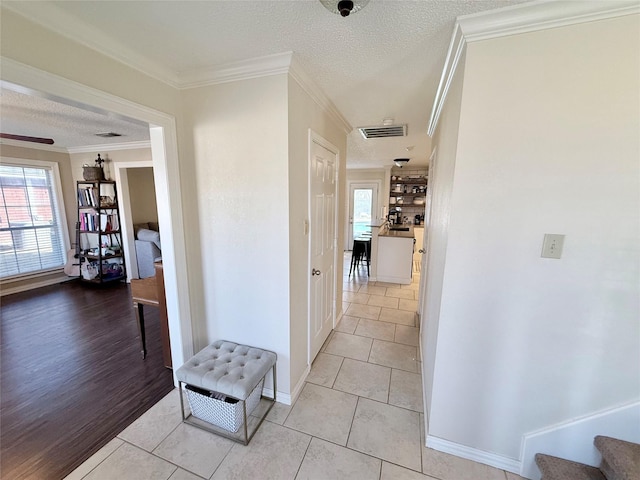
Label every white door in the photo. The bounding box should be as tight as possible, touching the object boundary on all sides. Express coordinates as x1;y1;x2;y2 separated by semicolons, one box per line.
347;183;378;248
309;133;338;362
417;149;436;317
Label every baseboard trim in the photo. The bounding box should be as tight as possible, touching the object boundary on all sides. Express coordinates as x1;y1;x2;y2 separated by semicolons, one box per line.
262;387;290;405
1;274;73;296
376;275;412;285
426;435;521;474
266;364;310;406
290;364;310;405
520;400;640;480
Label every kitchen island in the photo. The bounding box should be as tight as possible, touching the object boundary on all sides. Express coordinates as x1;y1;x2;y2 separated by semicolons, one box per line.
376;225;415;284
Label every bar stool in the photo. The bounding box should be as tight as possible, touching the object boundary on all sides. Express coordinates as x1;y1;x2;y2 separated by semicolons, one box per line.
349;237;371;276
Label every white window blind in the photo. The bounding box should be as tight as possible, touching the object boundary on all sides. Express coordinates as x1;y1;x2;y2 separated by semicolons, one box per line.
0;162;68;279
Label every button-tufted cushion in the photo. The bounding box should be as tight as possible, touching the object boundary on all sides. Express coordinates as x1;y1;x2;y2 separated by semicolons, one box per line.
176;340;276;400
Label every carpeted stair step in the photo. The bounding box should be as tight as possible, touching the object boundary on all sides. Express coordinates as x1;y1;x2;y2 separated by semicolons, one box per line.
594;436;640;480
535;453;605;480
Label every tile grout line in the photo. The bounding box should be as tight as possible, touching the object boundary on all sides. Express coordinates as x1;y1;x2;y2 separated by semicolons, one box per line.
344;395;360;452
153;424;227;478
292;435;314;480
118;439;207;480
148;416;184;453
330;355;346;389
277;402;391;469
77;439;127;480
366;336;375;363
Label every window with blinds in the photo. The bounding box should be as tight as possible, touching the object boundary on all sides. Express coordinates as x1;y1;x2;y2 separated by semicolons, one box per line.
0;162;68;279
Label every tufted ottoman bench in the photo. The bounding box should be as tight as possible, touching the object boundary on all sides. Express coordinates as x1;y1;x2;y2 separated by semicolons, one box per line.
176;340;277;445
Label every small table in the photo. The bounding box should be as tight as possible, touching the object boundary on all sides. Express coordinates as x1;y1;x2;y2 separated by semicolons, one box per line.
130;261;172;368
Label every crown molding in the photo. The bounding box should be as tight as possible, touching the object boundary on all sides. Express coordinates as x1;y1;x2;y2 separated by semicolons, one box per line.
1;57;175;129
427;24;465;137
0;138;69;154
177;52;294;89
2;2;181;88
458;0;640;43
67;141;152;154
289;56;352;135
0;137;152;155
179;51;352;134
2;1;352;133
428;0;640;136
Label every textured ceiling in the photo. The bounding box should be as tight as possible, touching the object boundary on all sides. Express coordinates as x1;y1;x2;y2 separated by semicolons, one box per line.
1;0;531;166
0;89;150;148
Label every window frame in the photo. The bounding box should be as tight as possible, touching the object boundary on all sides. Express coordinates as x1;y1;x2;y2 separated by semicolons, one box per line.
0;157;71;281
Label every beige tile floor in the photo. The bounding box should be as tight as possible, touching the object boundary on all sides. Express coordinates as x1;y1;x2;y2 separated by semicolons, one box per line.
65;253;525;480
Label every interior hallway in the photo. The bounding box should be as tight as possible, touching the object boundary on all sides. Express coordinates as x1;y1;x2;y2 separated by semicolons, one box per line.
65;254;524;480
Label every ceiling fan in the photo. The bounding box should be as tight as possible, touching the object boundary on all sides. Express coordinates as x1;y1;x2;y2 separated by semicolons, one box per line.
0;133;54;145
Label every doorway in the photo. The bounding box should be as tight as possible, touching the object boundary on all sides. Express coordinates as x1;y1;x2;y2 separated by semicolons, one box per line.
113;161;157;280
347;182;379;249
418;149;436;323
2;57;193;371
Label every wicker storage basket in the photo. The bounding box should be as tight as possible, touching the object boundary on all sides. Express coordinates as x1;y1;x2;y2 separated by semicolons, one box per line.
82;166;104;181
185;379;263;432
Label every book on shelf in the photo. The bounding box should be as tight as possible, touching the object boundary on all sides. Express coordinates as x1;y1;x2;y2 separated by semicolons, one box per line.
99;214;119;232
80;212;98;231
78;186;98;207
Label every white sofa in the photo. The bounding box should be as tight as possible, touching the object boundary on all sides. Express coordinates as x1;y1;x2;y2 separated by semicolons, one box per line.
134;222;161;278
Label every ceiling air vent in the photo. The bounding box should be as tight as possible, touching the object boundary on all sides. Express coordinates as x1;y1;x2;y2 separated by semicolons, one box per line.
95;132;122;138
358;124;407;139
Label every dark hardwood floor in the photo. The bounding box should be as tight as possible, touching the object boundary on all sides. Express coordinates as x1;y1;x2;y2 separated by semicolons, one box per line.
0;280;174;480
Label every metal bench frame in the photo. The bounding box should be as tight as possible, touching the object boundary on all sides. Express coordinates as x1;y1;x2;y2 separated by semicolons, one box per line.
178;362;276;445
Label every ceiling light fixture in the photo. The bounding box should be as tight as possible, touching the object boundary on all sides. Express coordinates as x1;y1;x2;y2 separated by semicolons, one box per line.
394;158;410;168
95;132;122;138
320;0;369;17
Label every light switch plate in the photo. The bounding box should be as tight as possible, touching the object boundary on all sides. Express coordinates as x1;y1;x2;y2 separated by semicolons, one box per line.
541;234;565;259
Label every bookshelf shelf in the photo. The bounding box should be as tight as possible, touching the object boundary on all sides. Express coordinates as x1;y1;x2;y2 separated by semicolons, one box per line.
76;180;126;284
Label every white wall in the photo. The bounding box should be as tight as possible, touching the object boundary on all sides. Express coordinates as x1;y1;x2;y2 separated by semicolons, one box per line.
182;75;293;395
127;167;158;225
422;51;466;423
68;148;153;183
288;75;347;396
346;169;385;183
427;14;640;465
0;9;181;116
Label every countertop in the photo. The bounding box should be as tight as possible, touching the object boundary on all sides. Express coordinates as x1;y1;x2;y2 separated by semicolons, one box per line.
378;225;415;239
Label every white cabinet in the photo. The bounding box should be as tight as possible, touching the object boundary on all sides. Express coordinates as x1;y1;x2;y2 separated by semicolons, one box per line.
376;235;414;284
